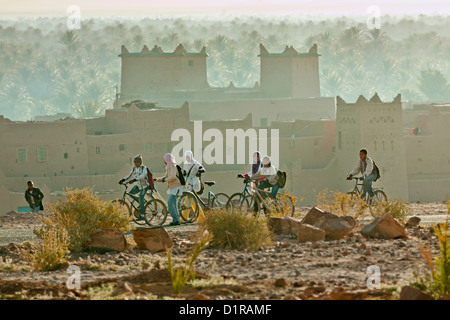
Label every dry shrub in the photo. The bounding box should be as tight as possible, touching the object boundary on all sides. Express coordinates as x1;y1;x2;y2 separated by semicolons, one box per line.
23;227;70;271
316;188;366;219
200;209;272;250
265;192;301;218
415;214;450;299
369;199;410;222
36;187;131;253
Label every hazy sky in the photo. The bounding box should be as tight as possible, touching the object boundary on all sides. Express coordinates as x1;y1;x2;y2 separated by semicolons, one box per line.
1;0;449;16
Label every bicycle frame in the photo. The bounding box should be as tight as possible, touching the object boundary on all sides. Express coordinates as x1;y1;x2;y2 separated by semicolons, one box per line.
185;176;221;210
242;179;274;209
120;183;140;211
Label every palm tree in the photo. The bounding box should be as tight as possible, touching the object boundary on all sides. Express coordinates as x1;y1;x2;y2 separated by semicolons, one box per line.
0;80;34;120
73;99;105;118
418;69;450;101
60;30;80;51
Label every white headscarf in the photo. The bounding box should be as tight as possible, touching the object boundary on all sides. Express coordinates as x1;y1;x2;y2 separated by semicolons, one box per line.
184;150;197;165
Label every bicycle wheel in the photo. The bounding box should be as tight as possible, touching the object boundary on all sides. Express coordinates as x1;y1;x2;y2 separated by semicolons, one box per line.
373;190;388;203
131;204;148;225
145;199;168;226
210;192;230;210
276;194;295;217
113;199;132;221
227;193;254;215
178;191;199;223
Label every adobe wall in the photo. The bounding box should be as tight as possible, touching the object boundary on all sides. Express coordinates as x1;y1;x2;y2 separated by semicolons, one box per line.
188;97;336;127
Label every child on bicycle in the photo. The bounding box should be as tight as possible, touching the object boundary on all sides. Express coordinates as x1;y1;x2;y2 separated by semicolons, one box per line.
346;148;378;201
156;153;181;226
118;154;150;221
183;150;205;194
250;155;280;200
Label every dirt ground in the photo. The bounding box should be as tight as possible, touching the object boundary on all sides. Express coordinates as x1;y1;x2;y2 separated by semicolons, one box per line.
0;202;448;300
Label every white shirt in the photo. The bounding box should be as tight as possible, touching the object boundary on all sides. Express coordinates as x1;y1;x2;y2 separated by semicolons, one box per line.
124;165;149;190
351;157;374;178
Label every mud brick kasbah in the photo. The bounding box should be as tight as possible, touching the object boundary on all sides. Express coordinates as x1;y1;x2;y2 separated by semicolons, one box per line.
1;44;449;211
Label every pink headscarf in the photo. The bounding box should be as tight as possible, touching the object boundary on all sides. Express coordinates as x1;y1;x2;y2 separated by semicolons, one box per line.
163;153;176;171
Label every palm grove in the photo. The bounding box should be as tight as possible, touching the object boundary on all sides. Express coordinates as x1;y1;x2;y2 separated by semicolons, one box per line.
0;15;449;121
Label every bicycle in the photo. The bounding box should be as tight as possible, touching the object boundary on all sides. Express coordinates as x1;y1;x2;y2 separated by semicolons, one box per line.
114;181;168;226
178;176;230;222
226;176;295;217
152;177;199;225
346;176;387;205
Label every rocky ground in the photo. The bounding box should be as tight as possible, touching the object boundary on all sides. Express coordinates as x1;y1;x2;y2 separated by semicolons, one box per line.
0;202;448;300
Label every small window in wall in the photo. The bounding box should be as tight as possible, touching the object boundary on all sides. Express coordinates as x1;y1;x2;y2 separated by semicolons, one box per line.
95;146;101;155
17;148;27;163
146;143;152;153
37;147;47;162
64;153;68;159
260;118;268;127
188;60;194;67
119;144;125;151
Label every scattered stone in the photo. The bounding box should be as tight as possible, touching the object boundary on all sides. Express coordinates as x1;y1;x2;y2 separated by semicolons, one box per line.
329;290;368;300
297;224;326;243
88;228;127;252
293;281;306;287
274;278;288;287
190;293;211;300
267;216;303;235
112;282;134;295
399;286;433;300
361;214;408;240
133;227;173;252
405;216;421;228
300;207;356;240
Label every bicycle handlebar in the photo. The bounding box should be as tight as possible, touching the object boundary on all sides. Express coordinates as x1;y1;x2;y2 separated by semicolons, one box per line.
347;176;364;181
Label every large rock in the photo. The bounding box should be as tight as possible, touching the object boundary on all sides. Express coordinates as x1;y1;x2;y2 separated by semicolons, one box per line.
89;228;127;252
133;227;173;252
399;286;433;300
300;207;356;240
297;224;326;243
267;216;303;235
361;214;408;240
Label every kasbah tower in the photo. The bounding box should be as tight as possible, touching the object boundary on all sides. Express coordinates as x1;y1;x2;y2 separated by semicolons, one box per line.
335;94;409;200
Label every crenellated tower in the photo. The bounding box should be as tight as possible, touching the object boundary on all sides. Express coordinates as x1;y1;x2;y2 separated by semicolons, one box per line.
336;93;409;200
258;43;321;98
119;44;209;102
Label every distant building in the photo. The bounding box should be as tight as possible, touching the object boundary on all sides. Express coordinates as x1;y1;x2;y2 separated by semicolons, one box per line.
0;44;449;211
117;43;335;126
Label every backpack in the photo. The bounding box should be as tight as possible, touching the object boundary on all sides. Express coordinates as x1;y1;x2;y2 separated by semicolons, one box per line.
277;170;287;188
145;166;154;190
176;165;186;186
373;161;381;182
